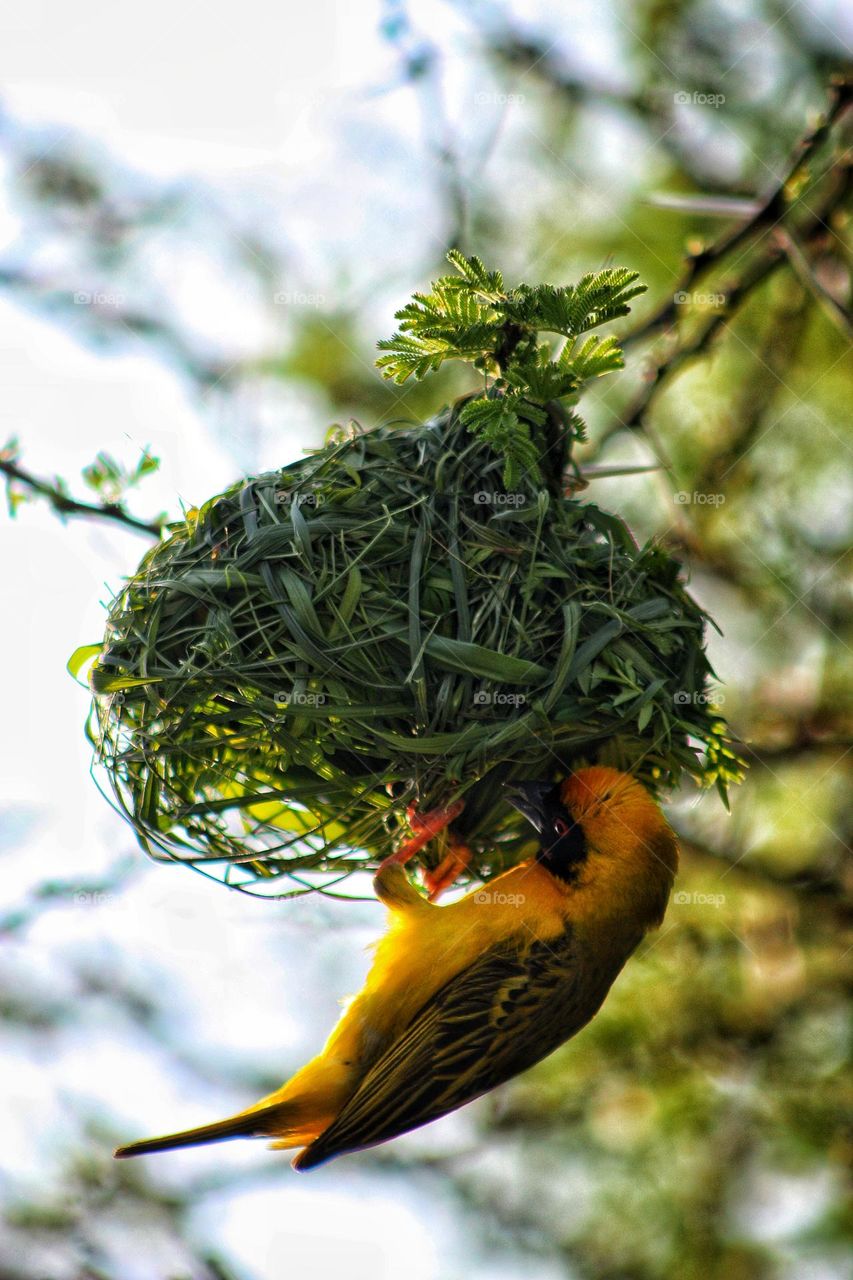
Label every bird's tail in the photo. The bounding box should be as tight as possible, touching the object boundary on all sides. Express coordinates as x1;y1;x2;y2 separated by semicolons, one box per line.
114;1099;295;1159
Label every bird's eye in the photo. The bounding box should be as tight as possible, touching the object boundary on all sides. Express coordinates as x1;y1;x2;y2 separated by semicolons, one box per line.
553;817;571;837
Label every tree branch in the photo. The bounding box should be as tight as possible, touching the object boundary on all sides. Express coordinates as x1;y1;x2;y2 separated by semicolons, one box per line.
1;455;164;537
622;72;853;347
775;225;853;343
584;78;852;464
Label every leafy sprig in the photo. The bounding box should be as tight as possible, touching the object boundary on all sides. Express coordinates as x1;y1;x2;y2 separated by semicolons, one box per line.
82;448;160;505
1;438;163;536
377;250;645;485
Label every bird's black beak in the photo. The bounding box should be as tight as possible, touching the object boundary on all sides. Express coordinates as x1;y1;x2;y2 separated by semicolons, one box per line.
504;781;554;835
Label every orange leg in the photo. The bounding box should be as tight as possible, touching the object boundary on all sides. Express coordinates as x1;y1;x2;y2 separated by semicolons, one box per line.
377;800;465;898
422;841;473;901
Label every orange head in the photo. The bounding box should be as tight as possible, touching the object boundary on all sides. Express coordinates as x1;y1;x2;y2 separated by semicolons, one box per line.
506;766;678;930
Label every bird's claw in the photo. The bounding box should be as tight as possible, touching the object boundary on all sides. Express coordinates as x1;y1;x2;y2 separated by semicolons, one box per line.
377;799;465;872
423;843;473;901
376;799;467;901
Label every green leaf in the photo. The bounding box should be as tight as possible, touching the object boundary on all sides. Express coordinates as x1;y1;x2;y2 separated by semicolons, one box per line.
90;667;160;694
567;619;623;680
561;333;625;379
375;255;646;488
458;396;519;435
67;642;103;682
424;635;548;684
446;249;504;297
458;394;541;487
541;602;581;712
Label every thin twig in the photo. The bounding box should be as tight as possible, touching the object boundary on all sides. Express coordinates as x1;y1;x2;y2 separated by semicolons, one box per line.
587;145;852;461
622;74;853;348
627;252;784;427
0;455;164;537
775;225;853;342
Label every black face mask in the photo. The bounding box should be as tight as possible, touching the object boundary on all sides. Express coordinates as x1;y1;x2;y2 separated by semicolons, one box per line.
505;781;589;883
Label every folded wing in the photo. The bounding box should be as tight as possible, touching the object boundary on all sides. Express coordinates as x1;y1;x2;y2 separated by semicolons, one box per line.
294;925;620;1169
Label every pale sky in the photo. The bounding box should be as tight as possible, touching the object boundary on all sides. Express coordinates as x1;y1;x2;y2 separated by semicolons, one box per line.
1;1;844;1272
0;6;572;1277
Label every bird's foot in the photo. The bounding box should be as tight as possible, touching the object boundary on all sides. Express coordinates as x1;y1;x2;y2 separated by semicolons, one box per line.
377;799;465;873
423;842;473;901
373;861;428;911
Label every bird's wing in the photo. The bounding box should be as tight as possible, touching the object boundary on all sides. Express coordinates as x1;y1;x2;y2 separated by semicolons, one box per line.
294;926;621;1169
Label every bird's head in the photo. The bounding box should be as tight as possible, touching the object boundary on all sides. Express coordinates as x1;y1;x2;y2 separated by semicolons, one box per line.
506;766;678;928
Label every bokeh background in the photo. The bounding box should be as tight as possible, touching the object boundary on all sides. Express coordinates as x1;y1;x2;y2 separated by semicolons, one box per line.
1;3;851;1278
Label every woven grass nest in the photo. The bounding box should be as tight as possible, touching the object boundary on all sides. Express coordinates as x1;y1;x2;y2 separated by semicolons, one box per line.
88;255;739;897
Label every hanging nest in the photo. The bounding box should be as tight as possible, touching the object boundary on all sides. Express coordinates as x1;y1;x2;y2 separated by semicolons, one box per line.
86;253;741;897
89;401;735;897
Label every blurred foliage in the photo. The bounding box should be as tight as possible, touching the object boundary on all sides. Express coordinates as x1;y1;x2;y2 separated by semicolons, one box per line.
1;0;851;1278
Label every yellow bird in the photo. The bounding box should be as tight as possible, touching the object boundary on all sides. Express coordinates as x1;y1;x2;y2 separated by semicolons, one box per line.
114;766;678;1170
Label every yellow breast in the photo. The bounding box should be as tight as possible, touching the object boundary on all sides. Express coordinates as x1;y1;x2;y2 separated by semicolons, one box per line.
325;861;571;1063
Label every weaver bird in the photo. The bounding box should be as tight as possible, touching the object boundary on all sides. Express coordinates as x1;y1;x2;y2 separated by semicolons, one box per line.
114;766;678;1170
